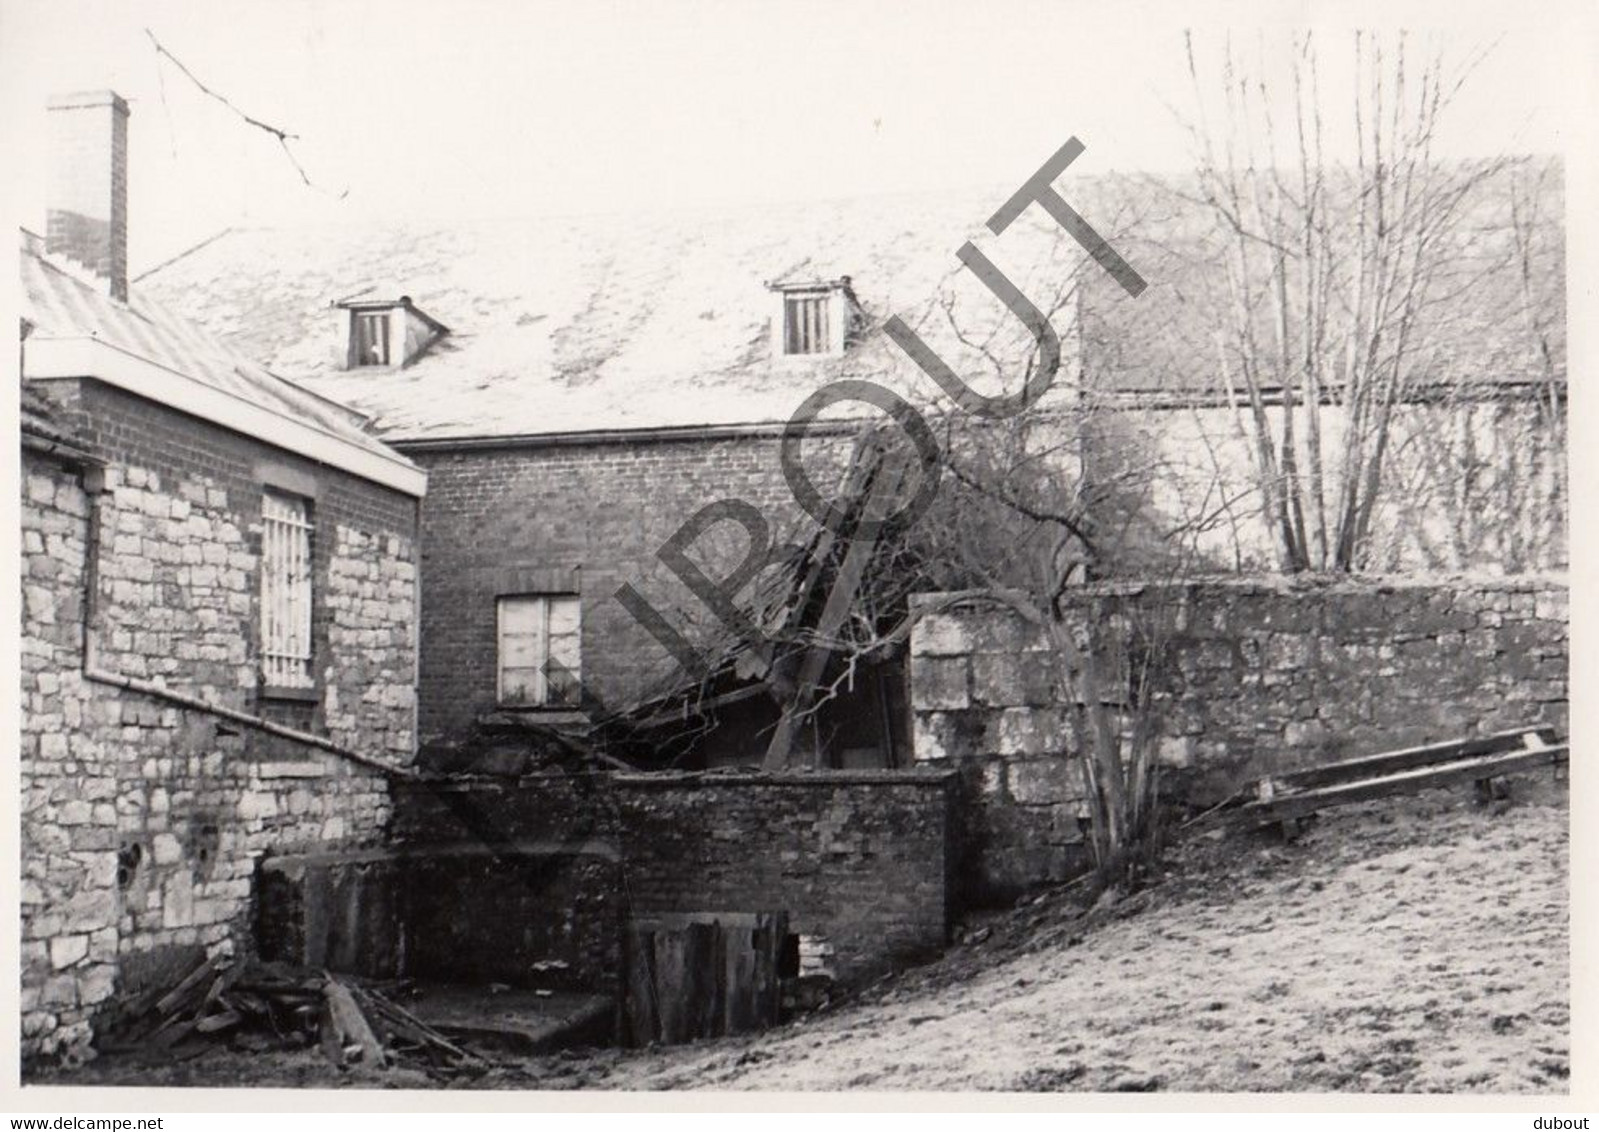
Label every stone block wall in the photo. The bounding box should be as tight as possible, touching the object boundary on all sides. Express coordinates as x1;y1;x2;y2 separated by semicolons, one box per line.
390;768;956;986
910;576;1569;900
20;380;421;1066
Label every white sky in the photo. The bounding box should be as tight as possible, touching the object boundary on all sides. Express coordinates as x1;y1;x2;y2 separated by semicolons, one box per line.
0;0;1587;275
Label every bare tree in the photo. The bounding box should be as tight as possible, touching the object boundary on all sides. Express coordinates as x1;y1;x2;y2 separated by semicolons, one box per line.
597;185;1241;886
1180;30;1515;572
1376;156;1567;573
901;398;1234;889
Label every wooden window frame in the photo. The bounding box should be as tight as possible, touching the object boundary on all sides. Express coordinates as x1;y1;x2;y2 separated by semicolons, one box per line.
497;593;582;708
350;310;392;368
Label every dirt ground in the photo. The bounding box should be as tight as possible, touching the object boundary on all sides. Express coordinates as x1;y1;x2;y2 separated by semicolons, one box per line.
38;775;1569;1094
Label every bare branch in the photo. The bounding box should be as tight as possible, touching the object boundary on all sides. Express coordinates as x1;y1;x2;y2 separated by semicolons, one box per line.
145;27;349;200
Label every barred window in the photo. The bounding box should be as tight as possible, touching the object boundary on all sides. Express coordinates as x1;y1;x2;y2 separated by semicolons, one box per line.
261;492;314;689
783;292;832;355
498;594;581;707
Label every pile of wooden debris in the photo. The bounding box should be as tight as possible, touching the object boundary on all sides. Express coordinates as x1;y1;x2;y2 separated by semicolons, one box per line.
99;954;489;1076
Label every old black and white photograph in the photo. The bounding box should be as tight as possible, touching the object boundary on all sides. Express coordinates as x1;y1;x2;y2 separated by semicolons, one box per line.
2;0;1591;1115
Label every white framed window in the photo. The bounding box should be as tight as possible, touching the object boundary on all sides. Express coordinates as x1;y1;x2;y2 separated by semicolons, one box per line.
351;311;391;367
783;291;833;355
498;594;581;707
261;491;314;689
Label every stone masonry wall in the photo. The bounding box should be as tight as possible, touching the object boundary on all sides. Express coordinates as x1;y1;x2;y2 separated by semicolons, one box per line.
390;768;956;986
20;381;420;1066
910;576;1569;901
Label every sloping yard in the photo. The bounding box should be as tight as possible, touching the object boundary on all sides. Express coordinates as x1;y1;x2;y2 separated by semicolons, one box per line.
559;774;1571;1093
39;775;1568;1093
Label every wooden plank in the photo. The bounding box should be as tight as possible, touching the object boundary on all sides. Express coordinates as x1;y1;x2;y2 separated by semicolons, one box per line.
724;925;757;1034
753;912;785;1028
623;912;788;1045
762;443;909;769
195;1009;241;1034
623;925;659;1048
320;977;386;1068
1242;745;1567;825
1270;726;1560;792
154;955;219;1016
147;1014;200;1050
302;865;331;969
651;930;690;1045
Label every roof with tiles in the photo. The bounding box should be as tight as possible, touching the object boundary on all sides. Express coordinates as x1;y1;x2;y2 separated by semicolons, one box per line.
19;229;409;464
137;161;1564;445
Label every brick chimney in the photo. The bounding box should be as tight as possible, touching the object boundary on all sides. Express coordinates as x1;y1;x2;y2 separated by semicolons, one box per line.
46;90;130;302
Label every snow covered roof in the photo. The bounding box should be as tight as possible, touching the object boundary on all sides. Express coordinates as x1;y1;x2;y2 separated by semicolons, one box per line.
137;163;1564;446
20;229;425;494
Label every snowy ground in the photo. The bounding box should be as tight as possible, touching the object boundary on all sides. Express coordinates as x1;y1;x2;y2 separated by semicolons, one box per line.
39;774;1569;1094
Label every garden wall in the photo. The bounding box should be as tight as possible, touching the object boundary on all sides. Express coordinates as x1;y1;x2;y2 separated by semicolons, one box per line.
909;575;1569;899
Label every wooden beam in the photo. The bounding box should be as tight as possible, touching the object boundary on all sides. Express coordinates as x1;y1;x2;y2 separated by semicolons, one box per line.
1268;726;1561;793
761;439;907;770
1239;744;1568;826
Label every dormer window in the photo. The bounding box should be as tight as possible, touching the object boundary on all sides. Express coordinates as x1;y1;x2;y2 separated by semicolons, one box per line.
333;294;449;371
768;277;859;359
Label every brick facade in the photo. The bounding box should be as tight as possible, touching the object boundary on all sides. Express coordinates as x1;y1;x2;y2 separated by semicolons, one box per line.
19;380;420;1066
407;389;1566;757
403;431;851;747
910;576;1569;900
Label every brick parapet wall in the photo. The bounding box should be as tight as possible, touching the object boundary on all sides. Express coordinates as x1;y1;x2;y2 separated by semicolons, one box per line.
909;575;1569;900
615;770;955;983
391;768;955;985
20;381;420;1066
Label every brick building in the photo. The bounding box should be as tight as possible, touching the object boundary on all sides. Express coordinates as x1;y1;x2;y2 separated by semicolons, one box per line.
140;160;1565;758
19;91;426;1063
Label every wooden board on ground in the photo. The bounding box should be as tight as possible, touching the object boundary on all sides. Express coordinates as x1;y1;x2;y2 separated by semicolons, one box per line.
1266;726;1561;794
624;911;787;1047
1236;741;1567;829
